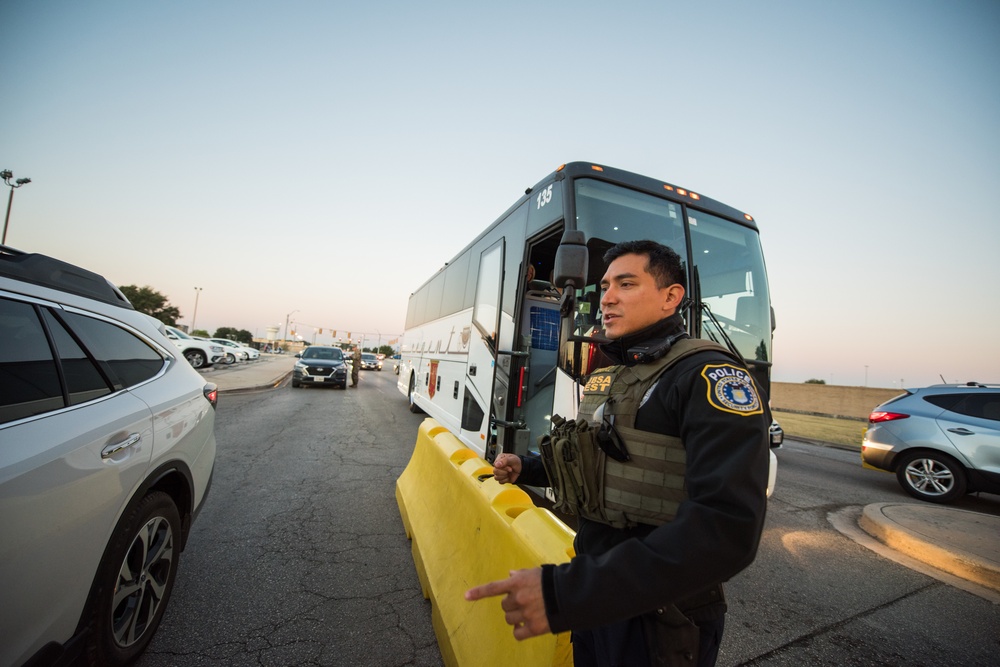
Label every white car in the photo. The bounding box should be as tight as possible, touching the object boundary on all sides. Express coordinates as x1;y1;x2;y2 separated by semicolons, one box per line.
209;338;260;361
164;326;227;368
193;336;244;364
0;246;217;666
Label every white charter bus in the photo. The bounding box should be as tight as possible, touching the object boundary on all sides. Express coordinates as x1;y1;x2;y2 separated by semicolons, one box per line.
397;162;774;463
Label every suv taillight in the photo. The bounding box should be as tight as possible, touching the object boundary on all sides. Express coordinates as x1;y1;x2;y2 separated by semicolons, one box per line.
869;411;908;423
204;383;219;409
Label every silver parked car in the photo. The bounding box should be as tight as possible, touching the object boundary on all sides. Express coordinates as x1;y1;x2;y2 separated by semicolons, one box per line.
0;245;217;666
861;383;1000;503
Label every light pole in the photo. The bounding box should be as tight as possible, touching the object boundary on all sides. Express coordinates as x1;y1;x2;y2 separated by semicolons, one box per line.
191;287;203;332
284;310;299;342
2;169;32;245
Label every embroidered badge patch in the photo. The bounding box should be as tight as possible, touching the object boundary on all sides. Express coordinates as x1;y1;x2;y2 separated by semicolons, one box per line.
701;364;763;415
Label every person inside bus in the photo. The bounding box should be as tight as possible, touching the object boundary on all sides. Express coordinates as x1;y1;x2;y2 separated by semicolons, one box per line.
466;240;770;667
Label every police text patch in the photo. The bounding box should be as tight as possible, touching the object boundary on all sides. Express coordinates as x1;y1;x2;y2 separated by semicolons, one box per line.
701;364;763;415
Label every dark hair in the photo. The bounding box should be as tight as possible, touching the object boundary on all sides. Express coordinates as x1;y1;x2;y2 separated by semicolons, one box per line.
602;240;686;290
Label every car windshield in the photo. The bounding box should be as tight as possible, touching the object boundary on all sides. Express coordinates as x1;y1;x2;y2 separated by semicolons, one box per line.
303;348;343;361
362;354;376;361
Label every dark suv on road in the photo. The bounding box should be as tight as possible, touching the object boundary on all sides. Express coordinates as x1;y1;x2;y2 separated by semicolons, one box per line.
0;245;218;666
862;383;1000;503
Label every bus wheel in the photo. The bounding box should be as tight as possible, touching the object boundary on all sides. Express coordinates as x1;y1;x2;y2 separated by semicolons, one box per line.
408;374;423;414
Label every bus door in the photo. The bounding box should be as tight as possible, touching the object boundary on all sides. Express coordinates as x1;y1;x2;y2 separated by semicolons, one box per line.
466;239;507;460
506;231;564;458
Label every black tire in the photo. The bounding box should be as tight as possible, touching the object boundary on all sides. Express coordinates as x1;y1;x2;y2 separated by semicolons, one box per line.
292;379;301;388
84;491;181;666
895;450;968;503
184;349;207;369
408;374;423;414
223;352;236;365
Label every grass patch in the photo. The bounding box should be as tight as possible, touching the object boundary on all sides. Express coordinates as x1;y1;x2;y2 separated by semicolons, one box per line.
773;410;867;450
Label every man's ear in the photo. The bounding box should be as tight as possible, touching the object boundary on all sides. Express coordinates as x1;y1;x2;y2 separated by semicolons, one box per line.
662;284;685;313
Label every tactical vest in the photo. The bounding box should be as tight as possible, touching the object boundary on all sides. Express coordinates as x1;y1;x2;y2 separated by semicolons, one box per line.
540;338;736;529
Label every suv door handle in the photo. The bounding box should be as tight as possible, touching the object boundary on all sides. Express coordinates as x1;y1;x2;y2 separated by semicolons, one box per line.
946;427;974;436
102;432;141;459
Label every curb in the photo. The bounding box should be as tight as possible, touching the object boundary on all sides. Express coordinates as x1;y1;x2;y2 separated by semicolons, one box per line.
858;503;1000;593
217;371;292;394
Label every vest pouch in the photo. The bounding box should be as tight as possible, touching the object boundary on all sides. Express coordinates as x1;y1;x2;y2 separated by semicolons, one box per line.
540;416;606;519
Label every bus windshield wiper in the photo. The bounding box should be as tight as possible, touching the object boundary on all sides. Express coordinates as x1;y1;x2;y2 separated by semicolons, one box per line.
698;301;744;363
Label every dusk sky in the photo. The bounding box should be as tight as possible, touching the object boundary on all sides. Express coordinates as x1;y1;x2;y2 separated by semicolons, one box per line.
3;1;998;389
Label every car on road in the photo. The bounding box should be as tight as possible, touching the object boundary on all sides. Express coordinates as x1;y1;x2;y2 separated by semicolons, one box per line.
861;383;1000;503
361;352;382;371
292;346;349;388
210;338;261;361
164;326;227;368
0;245;218;667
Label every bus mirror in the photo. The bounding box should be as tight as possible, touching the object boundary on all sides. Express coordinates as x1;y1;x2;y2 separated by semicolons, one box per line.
553;230;588;292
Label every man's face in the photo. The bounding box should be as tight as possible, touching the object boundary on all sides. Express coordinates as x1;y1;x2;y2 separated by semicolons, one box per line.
599;253;683;339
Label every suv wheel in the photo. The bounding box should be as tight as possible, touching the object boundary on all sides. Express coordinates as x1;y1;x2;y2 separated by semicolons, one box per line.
184;349;207;369
85;491;181;665
896;450;968;503
223;352;236;365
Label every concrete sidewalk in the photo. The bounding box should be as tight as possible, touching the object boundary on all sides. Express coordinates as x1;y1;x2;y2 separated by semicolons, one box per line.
200;356;1000;598
198;352;297;393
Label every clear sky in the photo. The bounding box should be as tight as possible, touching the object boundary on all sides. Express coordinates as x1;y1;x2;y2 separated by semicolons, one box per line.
3;1;998;389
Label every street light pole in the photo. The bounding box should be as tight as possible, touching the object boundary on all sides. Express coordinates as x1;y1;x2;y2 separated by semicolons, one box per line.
2;169;32;245
284;310;299;342
191;287;203;331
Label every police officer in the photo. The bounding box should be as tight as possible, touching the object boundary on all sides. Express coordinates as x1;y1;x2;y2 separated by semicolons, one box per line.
351;345;362;387
466;240;770;667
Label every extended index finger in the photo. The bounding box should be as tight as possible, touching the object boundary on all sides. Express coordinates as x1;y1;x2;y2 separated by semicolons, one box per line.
464;577;513;601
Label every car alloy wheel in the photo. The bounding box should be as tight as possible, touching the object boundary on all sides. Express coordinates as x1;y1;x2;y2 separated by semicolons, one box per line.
224;352;236;365
184;349;207;369
896;450;968;503
85;491;181;665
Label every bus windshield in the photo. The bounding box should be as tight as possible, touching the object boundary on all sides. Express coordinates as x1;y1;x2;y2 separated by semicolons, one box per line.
572;178;771;368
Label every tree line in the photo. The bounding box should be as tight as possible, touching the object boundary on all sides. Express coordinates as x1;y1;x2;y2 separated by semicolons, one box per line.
118;285;395;355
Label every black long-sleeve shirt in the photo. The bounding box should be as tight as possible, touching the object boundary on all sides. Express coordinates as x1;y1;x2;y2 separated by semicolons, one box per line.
518;315;770;633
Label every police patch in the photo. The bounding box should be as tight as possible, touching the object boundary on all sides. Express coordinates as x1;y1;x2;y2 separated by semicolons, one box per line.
701;364;763;415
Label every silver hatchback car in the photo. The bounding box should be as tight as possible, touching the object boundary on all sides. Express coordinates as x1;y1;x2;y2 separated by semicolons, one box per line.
861;383;1000;503
0;246;217;666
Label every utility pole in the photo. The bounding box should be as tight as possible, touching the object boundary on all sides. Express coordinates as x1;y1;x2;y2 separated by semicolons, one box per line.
191;287;203;331
284;310;299;342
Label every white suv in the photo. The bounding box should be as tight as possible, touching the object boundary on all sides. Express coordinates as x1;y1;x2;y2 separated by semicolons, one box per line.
209;337;260;362
164;325;227;368
0;245;218;666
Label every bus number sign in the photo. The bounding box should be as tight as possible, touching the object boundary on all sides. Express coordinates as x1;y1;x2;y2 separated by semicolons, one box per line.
535;184;553;210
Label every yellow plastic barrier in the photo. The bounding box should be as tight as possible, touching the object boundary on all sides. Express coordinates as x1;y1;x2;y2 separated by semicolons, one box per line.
396;418;576;667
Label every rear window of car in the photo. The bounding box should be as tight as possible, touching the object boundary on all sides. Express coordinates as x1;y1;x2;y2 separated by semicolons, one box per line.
0;296;166;425
924;392;1000;422
0;298;65;423
929;393;1000;422
924;394;964;411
